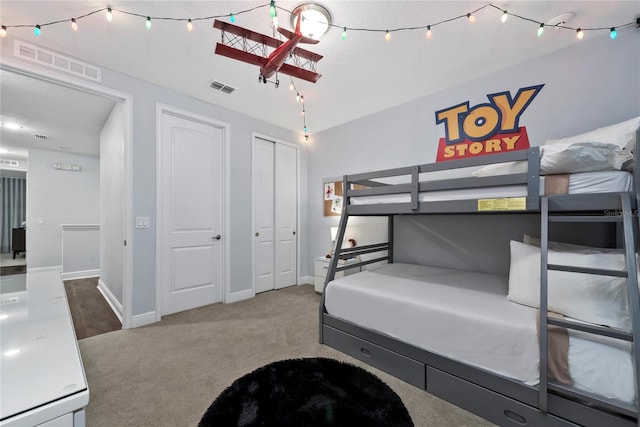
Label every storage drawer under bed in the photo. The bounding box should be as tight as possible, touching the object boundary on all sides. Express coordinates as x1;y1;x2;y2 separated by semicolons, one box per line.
322;325;425;389
427;366;633;427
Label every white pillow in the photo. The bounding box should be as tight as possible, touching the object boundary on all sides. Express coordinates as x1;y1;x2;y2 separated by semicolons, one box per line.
471;160;528;177
507;240;630;329
471;141;631;177
545;116;640;153
540;141;630;174
522;235;623;254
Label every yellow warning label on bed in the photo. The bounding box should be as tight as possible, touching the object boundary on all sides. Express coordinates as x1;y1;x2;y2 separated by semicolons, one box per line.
477;197;527;211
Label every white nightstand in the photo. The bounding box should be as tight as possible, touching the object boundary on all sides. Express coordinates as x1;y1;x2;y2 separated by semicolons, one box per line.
314;256;361;293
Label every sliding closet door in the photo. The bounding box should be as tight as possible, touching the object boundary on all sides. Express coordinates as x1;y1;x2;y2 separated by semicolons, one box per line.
253;136;297;294
253;139;275;293
274;143;297;289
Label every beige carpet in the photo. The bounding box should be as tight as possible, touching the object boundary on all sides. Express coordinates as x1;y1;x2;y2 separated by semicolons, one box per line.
78;284;496;427
65;277;122;339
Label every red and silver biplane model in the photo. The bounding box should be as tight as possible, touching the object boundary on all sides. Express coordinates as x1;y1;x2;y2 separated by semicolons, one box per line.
213;12;323;86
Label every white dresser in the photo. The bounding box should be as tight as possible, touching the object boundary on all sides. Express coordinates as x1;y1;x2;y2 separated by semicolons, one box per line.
0;271;89;427
314;256;361;293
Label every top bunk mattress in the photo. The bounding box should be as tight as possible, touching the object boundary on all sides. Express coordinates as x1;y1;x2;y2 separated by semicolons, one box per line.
350;170;632;205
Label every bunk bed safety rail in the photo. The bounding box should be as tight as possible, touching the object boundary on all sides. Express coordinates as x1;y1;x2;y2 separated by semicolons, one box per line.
323;179;393;286
344;147;541;214
332;242;391;273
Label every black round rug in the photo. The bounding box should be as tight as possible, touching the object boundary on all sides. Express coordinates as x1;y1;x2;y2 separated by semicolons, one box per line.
199;357;414;427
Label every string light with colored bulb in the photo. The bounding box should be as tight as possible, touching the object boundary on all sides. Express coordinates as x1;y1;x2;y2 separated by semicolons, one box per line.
1;1;636;143
0;3;634;44
289;77;310;142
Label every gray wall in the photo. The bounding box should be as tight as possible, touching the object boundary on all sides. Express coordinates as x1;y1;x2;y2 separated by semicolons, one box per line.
95;61;304;315
1;36;306;319
4;28;639;318
100;103;125;305
309;32;640;273
26;149;100;269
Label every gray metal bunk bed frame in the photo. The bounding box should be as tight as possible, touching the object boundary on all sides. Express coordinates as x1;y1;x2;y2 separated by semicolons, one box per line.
319;134;640;427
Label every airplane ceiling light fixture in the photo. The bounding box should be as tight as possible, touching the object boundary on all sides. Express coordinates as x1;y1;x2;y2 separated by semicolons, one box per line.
290;3;332;40
213;9;323;86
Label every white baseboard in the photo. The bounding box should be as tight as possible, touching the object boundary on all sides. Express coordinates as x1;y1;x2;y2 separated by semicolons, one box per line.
97;279;123;324
131;311;157;328
27;265;62;273
226;288;254;303
61;269;100;281
299;275;313;285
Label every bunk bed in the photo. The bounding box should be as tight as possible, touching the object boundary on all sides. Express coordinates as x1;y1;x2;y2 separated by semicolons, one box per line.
319;118;640;427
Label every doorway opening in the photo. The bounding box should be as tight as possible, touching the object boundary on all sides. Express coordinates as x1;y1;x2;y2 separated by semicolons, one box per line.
0;60;133;329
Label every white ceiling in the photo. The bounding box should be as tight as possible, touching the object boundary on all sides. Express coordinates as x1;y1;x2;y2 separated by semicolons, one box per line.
0;69;117;159
0;1;638;158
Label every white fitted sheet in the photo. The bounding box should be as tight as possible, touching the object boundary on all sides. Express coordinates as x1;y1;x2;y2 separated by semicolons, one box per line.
324;263;635;403
350;171;633;205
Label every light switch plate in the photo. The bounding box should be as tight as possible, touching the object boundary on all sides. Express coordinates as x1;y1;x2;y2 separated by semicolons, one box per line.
135;216;150;229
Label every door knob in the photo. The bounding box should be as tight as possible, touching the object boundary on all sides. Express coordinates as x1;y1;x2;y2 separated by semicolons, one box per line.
293;231;296;235
255;232;260;237
213;234;221;240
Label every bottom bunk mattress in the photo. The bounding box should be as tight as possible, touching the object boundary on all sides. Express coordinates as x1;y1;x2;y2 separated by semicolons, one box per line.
324;263;634;404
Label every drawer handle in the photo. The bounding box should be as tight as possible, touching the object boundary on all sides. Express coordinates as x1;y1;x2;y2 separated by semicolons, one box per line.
360;347;372;357
323;266;328;270
503;410;526;425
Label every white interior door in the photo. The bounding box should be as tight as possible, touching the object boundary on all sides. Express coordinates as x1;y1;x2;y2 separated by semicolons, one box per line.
274;143;297;289
253;139;275;293
253;137;297;293
160;112;224;315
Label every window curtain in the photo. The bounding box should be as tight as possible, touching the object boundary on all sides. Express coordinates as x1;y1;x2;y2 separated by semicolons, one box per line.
0;177;26;253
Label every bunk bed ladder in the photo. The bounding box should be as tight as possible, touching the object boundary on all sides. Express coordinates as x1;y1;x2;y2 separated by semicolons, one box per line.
540;193;640;425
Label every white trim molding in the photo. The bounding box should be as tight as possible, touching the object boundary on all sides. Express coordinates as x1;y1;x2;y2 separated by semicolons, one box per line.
299;275;314;285
97;278;123;323
61;269;100;281
226;289;255;304
131;311;157;328
27;265;62;274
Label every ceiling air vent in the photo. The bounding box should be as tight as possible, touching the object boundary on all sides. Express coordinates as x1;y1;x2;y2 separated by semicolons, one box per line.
34;133;49;141
14;40;102;82
210;80;235;94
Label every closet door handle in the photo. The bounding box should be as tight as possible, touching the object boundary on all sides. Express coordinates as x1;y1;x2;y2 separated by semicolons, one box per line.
213;234;221;240
293;231;296;235
255;232;260;237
